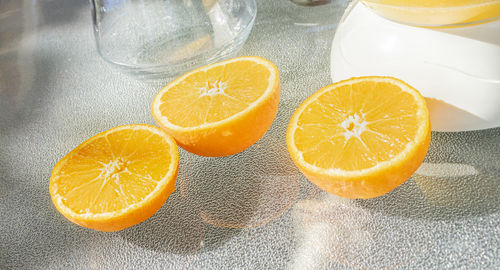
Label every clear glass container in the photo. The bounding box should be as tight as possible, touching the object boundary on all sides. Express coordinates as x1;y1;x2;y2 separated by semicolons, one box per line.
289;0;332;6
90;0;257;77
360;0;500;27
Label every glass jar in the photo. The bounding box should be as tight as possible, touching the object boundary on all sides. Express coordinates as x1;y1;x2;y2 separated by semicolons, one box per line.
90;0;257;77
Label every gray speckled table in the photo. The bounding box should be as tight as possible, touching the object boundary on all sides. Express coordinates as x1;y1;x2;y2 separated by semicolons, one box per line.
1;0;499;269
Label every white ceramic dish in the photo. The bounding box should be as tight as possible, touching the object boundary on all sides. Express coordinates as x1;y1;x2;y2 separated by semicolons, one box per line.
330;1;500;131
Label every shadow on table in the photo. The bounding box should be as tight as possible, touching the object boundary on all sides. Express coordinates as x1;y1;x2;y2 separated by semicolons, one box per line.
0;4;62;133
120;191;206;256
0;177;96;268
355;128;500;221
199;225;242;252
177;130;301;229
39;0;88;28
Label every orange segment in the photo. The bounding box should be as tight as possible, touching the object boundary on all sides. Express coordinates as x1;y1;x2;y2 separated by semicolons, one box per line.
287;77;430;199
152;56;280;157
49;124;179;231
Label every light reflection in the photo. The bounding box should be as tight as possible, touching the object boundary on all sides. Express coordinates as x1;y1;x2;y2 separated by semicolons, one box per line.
179;136;301;229
291;193;430;269
116;192;206;269
415;162;499;212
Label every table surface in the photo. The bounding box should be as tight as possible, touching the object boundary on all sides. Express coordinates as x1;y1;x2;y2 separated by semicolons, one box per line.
1;0;499;269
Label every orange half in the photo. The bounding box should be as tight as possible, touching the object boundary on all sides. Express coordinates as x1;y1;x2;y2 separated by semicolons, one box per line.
151;56;280;157
49;124;179;231
286;77;431;199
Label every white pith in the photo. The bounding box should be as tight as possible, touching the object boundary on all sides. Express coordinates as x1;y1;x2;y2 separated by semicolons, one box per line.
340;112;369;142
199;80;228;97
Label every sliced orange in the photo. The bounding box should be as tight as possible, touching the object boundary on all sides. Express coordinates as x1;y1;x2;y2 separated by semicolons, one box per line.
49;124;179;231
286;77;431;199
151;56;280;157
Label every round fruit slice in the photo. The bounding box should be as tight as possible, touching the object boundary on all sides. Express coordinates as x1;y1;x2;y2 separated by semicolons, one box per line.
151;56;280;157
49;124;179;231
286;77;431;199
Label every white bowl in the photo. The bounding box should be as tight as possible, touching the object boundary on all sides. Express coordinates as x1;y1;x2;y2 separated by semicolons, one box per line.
330;1;500;131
